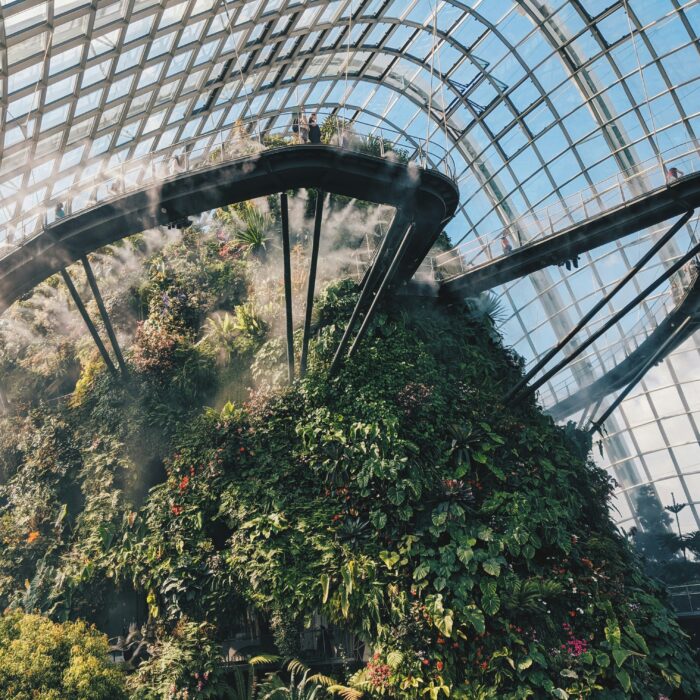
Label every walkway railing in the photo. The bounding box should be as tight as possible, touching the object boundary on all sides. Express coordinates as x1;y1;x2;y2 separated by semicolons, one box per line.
668;582;700;617
433;141;700;278
537;253;699;410
0;111;456;257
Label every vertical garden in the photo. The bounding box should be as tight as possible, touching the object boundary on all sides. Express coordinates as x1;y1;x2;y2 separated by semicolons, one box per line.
0;193;698;699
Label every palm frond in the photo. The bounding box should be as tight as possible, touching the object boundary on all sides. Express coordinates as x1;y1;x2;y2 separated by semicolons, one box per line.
285;657;310;675
250;654;282;666
308;673;339;687
327;685;365;699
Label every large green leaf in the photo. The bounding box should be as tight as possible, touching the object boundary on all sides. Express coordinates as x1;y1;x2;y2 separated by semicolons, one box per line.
413;562;430;580
482;559;501;576
456;546;474;566
615;668;631;693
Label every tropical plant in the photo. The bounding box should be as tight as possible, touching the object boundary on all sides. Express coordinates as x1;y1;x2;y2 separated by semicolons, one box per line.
1;212;700;700
199;313;239;365
258;659;348;700
232;203;271;257
128;620;229;700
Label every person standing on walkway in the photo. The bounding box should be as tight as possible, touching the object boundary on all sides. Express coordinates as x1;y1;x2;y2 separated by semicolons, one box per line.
55;203;66;219
500;233;513;254
309;113;322;144
666;166;684;182
299;113;309;144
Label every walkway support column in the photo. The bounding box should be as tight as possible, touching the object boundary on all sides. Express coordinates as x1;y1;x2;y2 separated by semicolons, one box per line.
505;210;693;402
60;268;118;377
520;235;700;402
81;255;128;376
589;317;691;434
300;190;324;378
329;209;412;376
347;221;415;359
280;192;295;382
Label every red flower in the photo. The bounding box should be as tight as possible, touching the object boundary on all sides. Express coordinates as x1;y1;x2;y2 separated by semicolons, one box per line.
422;658;430;666
436;660;444;671
179;475;189;491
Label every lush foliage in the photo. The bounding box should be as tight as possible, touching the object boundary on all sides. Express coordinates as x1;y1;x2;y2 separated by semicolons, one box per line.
0;611;128;699
0;197;698;699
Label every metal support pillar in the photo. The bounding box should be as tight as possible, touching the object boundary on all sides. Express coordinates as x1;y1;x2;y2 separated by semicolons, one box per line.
280;192;295;382
506;210;693;402
81;255;128;376
328;210;411;376
579;397;603;430
60;268;118;376
521;236;700;401
347;221;415;359
300;190;324;378
589;317;691;434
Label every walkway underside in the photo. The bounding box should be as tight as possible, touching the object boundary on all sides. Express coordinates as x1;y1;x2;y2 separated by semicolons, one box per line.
0;146;458;315
548;277;700;421
441;173;700;297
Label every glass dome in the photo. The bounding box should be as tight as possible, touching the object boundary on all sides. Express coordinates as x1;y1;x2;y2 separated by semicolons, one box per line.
0;0;699;532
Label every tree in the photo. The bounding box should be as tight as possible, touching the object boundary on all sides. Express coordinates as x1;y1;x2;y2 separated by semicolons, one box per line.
632;484;673;566
0;611;128;700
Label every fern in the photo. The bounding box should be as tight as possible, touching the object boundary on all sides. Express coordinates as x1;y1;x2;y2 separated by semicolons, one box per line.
250;654;283;666
285;658;310;676
327;685;365;699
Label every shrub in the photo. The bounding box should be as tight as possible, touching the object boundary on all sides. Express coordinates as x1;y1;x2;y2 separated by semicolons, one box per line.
0;611;127;700
131;322;184;380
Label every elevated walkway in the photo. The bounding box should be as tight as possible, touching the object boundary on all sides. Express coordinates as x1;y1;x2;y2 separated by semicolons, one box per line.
439;171;700;296
0;145;458;315
435;143;700;297
669;583;700;619
548;266;700;420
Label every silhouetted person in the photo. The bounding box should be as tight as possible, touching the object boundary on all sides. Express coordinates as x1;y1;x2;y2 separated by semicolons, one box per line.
171;154;184;174
55;203;66;219
666;166;684;182
109;179;123;195
308;113;321;144
500;233;513;254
